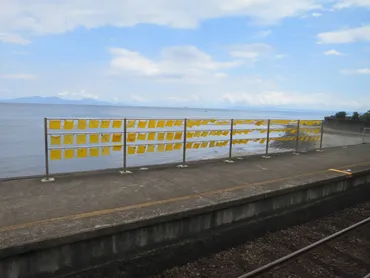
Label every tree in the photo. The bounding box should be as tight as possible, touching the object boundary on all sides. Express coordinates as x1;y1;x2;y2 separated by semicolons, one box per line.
352;111;360;120
360;110;370;123
335;111;347;119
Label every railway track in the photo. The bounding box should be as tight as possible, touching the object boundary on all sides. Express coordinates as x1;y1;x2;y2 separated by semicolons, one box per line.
239;217;370;278
154;201;370;278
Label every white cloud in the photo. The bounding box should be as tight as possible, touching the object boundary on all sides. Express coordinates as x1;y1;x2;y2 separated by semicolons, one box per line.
275;54;287;59
311;12;322;17
0;0;323;37
0;33;30;45
317;25;370;44
220;91;369;110
255;30;272;38
228;43;273;59
109;45;241;81
334;0;370;9
104;45;369;110
221;91;325;106
58;90;99;99
341;68;370;75
324;49;344;55
0;74;36;80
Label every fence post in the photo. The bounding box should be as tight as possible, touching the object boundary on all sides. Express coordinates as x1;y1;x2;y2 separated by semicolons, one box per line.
262;119;271;158
362;128;365;144
178;118;188;168
41;117;54;182
293;120;301;155
317;121;324;152
120;118;132;174
224;119;234;163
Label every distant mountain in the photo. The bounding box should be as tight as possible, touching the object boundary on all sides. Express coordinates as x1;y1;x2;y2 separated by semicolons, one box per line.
0;96;118;106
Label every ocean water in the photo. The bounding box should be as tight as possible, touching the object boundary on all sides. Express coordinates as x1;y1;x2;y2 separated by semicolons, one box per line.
0;103;328;179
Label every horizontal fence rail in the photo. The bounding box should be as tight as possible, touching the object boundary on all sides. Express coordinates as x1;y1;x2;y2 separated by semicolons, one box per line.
42;118;323;182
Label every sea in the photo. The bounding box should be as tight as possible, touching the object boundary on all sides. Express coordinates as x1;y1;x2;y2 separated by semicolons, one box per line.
0;103;330;179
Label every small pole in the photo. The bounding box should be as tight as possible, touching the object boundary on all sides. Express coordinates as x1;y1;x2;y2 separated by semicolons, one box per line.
224;119;234;163
293;120;300;155
41;117;54;182
362;128;365;144
229;119;234;159
123;118;127;170
317;121;324;152
120;118;132;174
178;118;188;168
262;119;271;158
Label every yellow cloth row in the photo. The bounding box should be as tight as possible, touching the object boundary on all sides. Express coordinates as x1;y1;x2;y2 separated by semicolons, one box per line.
127;131;183;142
128;140;230;154
50;146;121;160
300;120;321;126
270;128;297;133
50;135;322;160
186;130;230;138
232;138;266;145
50;130;322;146
187;119;230;127
50;129;233;145
49;140;232;160
268;128;320;134
49;119;321;130
270;137;296;141
233;129;266;135
270;120;298;125
49;119;185;130
231;137;296;144
49;119;123;130
231;136;319;145
129;119;184;129
50;133;123;145
299;136;321;141
232;120;267;126
300;128;321;134
268;136;319;142
128;143;182;154
232;128;319;135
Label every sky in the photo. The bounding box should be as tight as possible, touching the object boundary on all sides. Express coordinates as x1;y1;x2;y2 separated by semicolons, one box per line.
0;0;370;111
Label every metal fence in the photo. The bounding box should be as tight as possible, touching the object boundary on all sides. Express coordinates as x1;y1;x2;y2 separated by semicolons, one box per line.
42;118;324;182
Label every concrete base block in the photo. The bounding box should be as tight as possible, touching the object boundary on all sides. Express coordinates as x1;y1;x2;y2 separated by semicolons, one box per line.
41;177;55;182
119;170;132;175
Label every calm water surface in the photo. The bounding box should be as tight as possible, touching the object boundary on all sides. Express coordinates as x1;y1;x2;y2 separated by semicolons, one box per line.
0;103;329;179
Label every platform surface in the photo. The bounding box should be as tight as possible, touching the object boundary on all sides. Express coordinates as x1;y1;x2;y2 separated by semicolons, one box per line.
1;144;370;253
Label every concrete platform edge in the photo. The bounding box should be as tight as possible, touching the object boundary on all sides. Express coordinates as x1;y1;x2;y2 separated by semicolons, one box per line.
1;167;369;259
1;166;370;278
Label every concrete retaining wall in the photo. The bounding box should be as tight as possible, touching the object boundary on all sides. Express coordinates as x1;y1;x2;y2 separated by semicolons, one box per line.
1;172;370;278
324;118;366;133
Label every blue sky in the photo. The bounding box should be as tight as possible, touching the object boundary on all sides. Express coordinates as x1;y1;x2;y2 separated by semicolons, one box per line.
0;0;370;111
